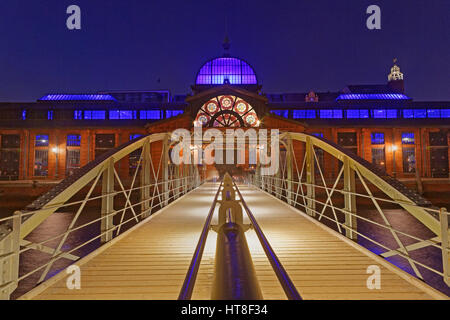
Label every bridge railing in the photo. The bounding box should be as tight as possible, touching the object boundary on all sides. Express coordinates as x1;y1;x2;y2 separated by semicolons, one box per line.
250;131;449;291
0;133;205;300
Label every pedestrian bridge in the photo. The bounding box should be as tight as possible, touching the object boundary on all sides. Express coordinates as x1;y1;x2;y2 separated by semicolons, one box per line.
0;132;448;300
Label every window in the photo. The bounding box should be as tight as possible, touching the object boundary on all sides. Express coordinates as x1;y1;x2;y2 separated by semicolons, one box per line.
372;109;397;118
22;110;27;120
319;109;343;119
403;109;426;118
166;110;184;118
402;148;416;173
66;149;80;176
140;110;161;120
130;134;143;141
427;109;441;118
401;133;415;145
0;135;20;180
338;132;357;147
347;109;369;119
109;110;136;120
371;133;385;145
84;110;106;120
47;110;54;120
67;134;81;147
35;135;49;147
95;134;115;158
34;136;49;176
372;148;386;170
311;132;323;138
271;110;289;118
441;109;450;118
74;110;82;120
429;132;448;147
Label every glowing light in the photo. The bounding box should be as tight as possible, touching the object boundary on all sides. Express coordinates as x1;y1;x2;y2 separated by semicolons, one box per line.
336;93;410;100
196;57;257;85
39;94;117;101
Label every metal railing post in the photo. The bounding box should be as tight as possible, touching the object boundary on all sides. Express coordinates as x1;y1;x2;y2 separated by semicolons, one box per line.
0;211;21;300
306;137;316;217
101;158;115;243
440;207;449;286
286;137;293;205
162;136;169;206
141;141;151;219
343;157;357;240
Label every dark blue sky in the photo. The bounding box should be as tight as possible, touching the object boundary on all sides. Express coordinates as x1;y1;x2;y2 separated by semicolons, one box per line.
0;0;448;102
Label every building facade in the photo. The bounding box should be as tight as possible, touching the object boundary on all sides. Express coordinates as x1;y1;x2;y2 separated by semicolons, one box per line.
0;51;449;182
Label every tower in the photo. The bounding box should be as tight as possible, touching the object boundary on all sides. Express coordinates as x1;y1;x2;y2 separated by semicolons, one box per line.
388;58;405;93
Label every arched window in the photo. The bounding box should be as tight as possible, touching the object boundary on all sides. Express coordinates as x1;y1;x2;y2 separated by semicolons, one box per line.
194;95;260;128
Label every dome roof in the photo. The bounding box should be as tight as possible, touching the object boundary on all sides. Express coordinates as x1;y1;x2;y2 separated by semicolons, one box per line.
195;56;257;85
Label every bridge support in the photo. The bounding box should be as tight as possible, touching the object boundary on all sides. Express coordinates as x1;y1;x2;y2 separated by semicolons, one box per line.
440;208;450;286
141;141;151;219
286;138;293;205
101;158;115;243
305;137;316;217
162;137;169;206
343;158;357;241
0;211;21;300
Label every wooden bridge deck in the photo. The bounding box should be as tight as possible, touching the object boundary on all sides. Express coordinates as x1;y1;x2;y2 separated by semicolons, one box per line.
21;183;447;300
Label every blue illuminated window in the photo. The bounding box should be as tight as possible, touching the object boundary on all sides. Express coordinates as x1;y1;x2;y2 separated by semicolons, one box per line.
441;109;450;118
293;110;305;119
402;133;415;145
311;133;323;138
74;110;82;120
403;109;426;118
372;109;386;118
140;110;161;120
84;110;106;120
271;110;289;118
67;134;81;147
196;57;257;85
320;109;343;119
347;109;369;119
130;134;143;141
166;110;184;118
371;133;385;145
35;135;49;147
22;110;27;120
427;109;440;118
47;110;53;120
109;110;136;120
387;109;397;118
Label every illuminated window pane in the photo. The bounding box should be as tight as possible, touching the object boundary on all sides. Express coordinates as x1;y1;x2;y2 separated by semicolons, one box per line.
427;109;440;118
320;110;333;118
74;110;82;120
346;110;360;118
84;110;106;120
67;134;81;147
130;134;143;140
109;110;135;120
373;109;387;118
271;110;288;118
140;110;161;120
293;110;305;119
371;132;385;145
403;109;414;118
166;110;183;118
47;110;53;120
311;132;323;138
35;135;49;147
306;110;316;118
387;109;397;118
196;57;257;85
414;109;426;118
441;109;450;118
401;132;415;145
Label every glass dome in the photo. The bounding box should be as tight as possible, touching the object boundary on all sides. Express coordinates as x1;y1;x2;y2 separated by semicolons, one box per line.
195;57;257;85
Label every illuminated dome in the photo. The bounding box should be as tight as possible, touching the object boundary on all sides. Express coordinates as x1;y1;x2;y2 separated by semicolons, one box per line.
195;57;258;85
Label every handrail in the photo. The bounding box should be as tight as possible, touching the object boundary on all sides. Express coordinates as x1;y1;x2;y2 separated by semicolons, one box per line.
233;181;302;300
178;182;223;300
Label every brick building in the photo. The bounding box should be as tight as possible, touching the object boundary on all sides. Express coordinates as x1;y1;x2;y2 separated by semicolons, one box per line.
0;49;449;182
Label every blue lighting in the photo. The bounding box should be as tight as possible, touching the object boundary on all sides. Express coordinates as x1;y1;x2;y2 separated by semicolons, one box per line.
67;134;81;147
109;110;136;120
372;109;397;119
403;109;426;118
442;109;450;118
22;110;27;120
196;57;257;85
47;110;53;120
293;110;316;119
140;110;161;120
166;110;184;118
427;109;441;118
347;109;369;119
402;133;415;145
336;93;410;100
35;135;49;147
130;134;143;141
39;94;117;101
320;109;343;119
271;110;289;118
371;133;385;145
84;110;106;120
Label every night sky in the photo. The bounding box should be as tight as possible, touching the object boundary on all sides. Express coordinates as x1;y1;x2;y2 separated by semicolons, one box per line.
0;0;448;102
